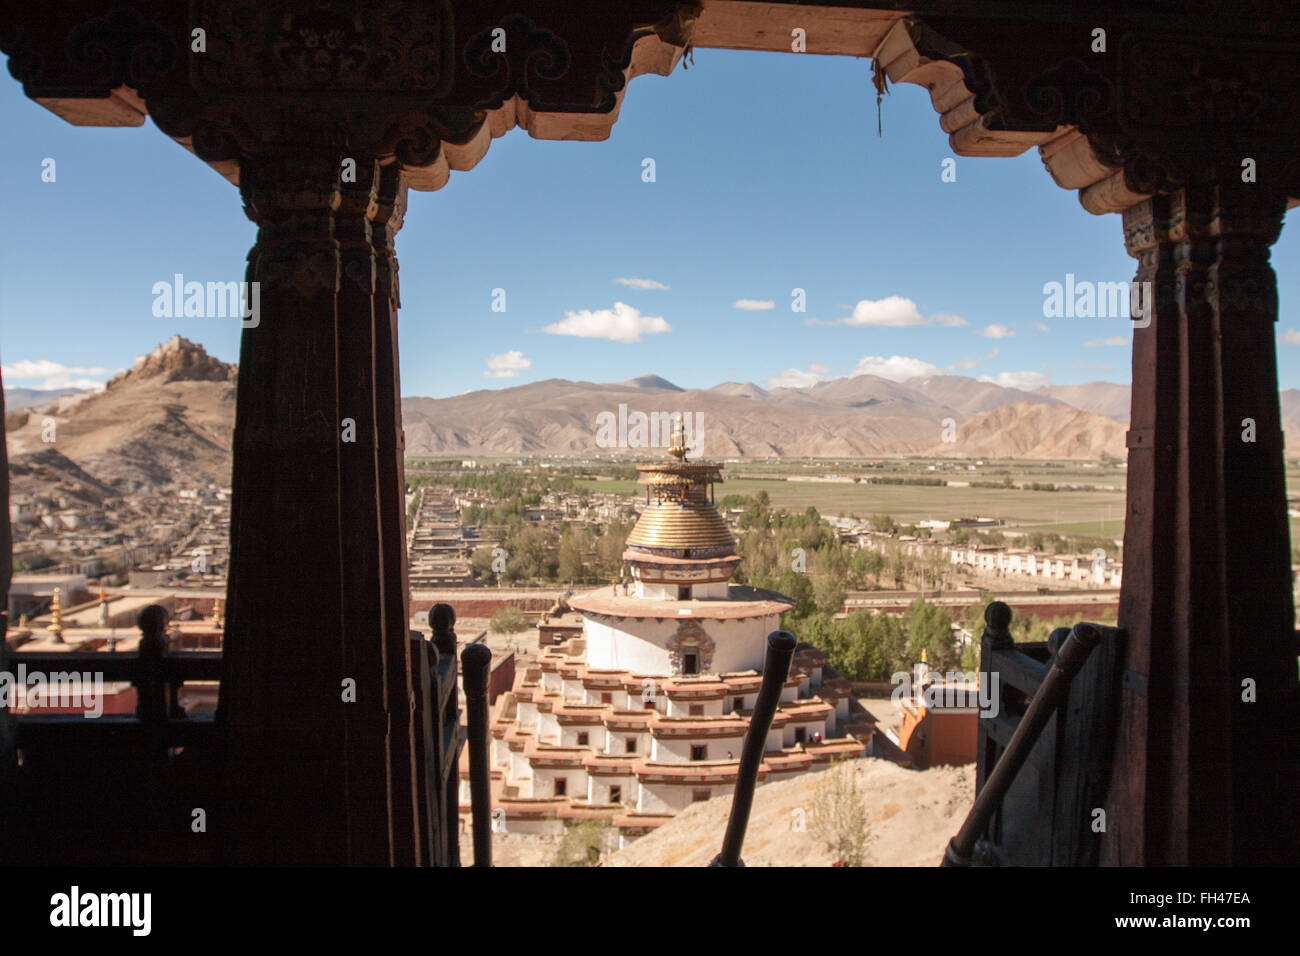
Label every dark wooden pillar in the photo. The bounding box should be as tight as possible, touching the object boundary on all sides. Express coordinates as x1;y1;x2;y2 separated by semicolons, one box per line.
1115;180;1299;866
219;147;412;864
369;163;422;865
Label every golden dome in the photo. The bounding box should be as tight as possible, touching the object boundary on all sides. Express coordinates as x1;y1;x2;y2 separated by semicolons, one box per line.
625;497;735;553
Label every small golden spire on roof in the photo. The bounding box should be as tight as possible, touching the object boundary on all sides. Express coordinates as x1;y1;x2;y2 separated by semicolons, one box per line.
47;587;66;644
669;413;688;461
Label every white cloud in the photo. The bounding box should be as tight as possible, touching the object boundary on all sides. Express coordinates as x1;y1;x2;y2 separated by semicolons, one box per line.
1084;336;1129;347
614;277;670;291
1280;329;1300;345
542;302;671;343
980;370;1050;390
828;295;966;328
979;324;1015;339
2;359;111;390
732;299;775;311
484;350;532;378
766;365;827;389
851;355;940;382
1032;322;1050;333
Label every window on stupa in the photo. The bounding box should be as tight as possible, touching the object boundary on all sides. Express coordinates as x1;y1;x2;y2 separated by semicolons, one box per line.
795;727;807;745
689;704;704;716
683;653;699;675
578;732;589;746
691;745;707;761
732;697;744;711
692;790;710;803
555;778;567;796
610;786;622;803
677;585;691;600
601;692;612;704
625;738;637;753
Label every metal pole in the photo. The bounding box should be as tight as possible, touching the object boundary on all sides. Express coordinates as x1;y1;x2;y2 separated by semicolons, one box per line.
461;642;493;867
943;620;1102;866
711;630;797;867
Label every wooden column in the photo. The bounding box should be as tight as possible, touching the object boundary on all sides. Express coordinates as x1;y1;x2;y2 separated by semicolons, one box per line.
219;147;409;864
1114;181;1298;866
369;163;423;865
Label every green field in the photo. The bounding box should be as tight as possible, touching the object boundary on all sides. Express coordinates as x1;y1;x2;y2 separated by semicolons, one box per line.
577;476;1128;535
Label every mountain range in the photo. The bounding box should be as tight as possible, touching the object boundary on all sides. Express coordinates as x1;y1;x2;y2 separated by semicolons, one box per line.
9;338;1300;495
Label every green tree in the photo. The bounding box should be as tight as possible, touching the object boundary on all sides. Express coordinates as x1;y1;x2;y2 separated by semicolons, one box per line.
811;758;875;866
490;606;529;634
556;530;586;583
813;573;847;617
904;598;958;670
866;612;908;678
550;821;615;867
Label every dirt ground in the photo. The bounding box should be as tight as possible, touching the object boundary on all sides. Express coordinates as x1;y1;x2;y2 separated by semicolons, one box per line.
603;758;975;867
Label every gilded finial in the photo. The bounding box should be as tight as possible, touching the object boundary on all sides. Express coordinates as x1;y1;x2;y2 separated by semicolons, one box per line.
47;587;66;644
669;413;687;461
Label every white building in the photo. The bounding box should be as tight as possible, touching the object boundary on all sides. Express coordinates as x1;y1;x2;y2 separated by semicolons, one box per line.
469;433;869;846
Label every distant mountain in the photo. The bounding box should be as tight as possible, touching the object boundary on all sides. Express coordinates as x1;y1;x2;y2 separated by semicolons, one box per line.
619;374;683;391
400;372;1127;459
6;335;236;494
924;401;1127;459
1034;382;1131;422
3;386;86;410
708;381;770;401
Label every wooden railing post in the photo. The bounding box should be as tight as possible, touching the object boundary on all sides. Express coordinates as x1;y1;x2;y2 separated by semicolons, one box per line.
410;630;436;866
461;641;493;867
135;605;170;725
430;603;462;866
711;630;797;867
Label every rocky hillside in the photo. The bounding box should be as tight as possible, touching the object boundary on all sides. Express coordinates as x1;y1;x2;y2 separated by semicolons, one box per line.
6;336;237;494
924;401;1127;460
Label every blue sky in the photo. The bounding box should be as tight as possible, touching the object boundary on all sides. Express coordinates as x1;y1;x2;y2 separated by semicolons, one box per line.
3;49;1298;398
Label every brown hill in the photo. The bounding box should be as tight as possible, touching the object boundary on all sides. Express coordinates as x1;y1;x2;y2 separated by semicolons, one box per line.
6;336;237;493
925;401;1127;459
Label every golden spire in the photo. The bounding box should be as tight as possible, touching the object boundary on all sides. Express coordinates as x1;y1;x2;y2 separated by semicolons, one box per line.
46;587;66;644
668;413;688;461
